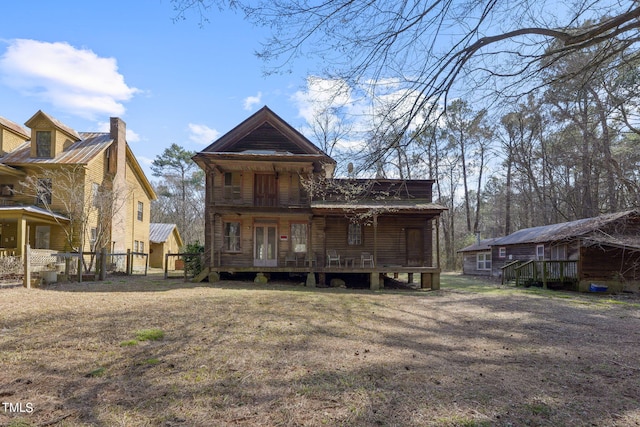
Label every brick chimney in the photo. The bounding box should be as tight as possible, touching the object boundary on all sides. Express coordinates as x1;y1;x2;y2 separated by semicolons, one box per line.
109;117;128;253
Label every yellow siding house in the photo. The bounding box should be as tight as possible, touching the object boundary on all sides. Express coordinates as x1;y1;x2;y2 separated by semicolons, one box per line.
0;111;156;257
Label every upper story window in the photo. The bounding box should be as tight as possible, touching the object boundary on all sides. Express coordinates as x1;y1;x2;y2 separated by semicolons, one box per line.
137;201;144;221
36;178;52;205
0;184;14;197
498;247;506;258
36;131;52;157
254;174;277;207
289;174;308;205
223;172;241;201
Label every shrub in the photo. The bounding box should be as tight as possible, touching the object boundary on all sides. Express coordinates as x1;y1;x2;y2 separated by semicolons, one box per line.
182;241;205;277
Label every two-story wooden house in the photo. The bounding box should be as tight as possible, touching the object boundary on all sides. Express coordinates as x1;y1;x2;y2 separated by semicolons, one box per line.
193;106;445;289
0;111;156;258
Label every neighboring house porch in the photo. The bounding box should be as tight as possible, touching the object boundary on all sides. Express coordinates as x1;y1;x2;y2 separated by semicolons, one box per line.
0;206;69;256
493;210;640;292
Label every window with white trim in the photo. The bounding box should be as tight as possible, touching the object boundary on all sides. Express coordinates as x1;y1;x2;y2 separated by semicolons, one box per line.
477;252;491;270
499;247;506;258
536;244;545;260
291;223;307;253
348;223;362;246
224;222;241;252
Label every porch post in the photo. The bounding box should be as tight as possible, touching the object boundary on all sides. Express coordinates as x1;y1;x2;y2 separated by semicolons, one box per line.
16;215;27;257
435;217;440;269
307;215;313;268
23;244;30;288
211;212;216;267
373;214;378;267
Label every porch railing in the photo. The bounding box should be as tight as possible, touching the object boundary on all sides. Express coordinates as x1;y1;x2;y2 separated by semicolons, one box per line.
512;260;578;288
501;260;521;285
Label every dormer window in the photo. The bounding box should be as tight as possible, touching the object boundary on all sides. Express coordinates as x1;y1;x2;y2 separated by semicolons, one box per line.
36;131;52;157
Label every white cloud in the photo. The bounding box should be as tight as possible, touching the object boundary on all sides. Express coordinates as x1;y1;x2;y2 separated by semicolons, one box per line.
292;76;354;123
188;123;220;145
243;92;262;110
137;155;154;167
0;39;139;119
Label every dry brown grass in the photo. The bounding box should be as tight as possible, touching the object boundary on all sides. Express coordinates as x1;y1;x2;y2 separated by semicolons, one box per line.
0;273;639;426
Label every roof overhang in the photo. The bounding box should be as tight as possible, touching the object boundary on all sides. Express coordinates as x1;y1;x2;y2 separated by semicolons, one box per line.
126;145;157;201
193;152;334;174
310;200;447;215
581;236;640;252
0;163;27;178
0;205;70;224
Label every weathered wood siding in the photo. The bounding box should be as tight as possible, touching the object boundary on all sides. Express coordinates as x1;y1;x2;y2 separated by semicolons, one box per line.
209;169;307;208
581;245;640;281
491;242;579;276
319;215;433;267
213;213;313;267
462;251;492;276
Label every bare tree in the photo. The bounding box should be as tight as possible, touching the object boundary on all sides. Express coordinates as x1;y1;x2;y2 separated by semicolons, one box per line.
173;0;640;141
18;165;130;271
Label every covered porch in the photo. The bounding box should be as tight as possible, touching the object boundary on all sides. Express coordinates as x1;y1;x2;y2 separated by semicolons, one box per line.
0;206;70;257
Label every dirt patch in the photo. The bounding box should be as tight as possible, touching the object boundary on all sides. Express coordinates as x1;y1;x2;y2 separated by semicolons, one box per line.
0;273;639;426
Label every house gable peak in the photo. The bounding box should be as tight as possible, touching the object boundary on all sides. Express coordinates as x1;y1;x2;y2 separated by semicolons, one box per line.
0;116;30;155
202;106;331;158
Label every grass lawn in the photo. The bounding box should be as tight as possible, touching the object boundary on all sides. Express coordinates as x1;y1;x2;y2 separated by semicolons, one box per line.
0;273;639;426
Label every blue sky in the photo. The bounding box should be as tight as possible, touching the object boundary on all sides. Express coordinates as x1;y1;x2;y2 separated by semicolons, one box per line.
0;1;322;178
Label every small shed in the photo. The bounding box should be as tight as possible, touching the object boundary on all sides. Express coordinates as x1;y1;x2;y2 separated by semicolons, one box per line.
458;238;501;276
149;223;184;269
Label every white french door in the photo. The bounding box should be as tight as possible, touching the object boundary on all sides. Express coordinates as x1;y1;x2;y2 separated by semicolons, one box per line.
254;224;277;267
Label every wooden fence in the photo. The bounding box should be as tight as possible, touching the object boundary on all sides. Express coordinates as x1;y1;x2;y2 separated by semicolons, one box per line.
22;245;149;288
164;252;204;280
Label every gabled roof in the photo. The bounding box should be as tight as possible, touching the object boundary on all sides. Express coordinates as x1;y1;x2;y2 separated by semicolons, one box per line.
492;210;640;247
0;116;30;139
149;223;183;247
0;132;112;165
458;238;501;253
199;106;334;160
25;110;81;141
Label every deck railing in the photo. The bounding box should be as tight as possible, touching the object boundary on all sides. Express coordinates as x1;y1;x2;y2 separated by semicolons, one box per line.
511;260;578;288
501;260;521;285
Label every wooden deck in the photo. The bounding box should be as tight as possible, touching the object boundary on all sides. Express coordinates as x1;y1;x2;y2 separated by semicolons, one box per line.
502;260;578;288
